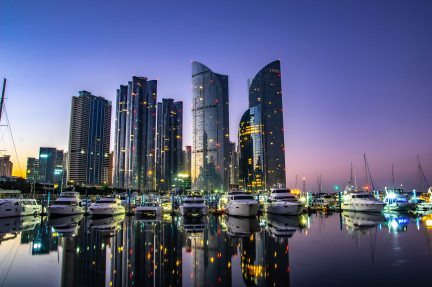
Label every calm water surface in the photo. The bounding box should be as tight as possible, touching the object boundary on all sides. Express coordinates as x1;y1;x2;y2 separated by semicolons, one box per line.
1;211;431;287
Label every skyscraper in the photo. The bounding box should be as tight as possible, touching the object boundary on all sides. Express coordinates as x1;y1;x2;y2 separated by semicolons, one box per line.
191;61;230;192
26;157;39;181
245;60;286;189
68;91;111;186
38;147;64;185
238;106;264;191
155;98;183;191
113;77;157;191
181;145;192;176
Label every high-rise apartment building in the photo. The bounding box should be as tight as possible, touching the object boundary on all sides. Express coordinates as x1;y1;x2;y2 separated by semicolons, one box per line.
0;155;13;177
241;60;286;189
191;62;230;192
155;99;183;191
113;77;157;191
68;91;111;186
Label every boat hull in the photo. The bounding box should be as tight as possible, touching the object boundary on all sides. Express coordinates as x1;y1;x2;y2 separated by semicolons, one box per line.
89;206;125;216
48;205;85;216
135;207;162;216
384;202;416;212
265;202;305;215
341;202;384;212
224;202;260;217
0;205;41;218
180;205;208;216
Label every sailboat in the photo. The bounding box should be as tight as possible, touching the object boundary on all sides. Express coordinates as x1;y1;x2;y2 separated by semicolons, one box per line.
0;79;42;218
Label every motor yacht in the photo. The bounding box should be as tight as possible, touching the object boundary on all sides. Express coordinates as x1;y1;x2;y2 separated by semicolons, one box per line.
89;197;125;216
415;188;432;213
224;215;259;237
341;184;384;212
383;188;416;211
181;215;207;234
0;198;41;218
314;193;337;206
47;191;84;216
223;191;260;217
343;211;386;234
135;201;163;217
47;214;83;237
266;213;304;238
265;188;305;215
179;192;208;216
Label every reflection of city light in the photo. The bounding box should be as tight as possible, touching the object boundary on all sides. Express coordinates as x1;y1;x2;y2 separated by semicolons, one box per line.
391;221;399;229
426;220;432;227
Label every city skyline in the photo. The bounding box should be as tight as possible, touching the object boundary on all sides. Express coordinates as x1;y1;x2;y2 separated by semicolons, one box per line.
2;0;432;191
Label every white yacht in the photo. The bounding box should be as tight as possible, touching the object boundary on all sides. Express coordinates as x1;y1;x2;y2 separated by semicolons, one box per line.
47;214;83;237
314;193;337;206
383;188;416;211
415;187;432;213
266;213;304;238
179;192;208;216
47;191;84;216
341;184;384;212
225;215;259;237
0;198;41;218
265;188;305;215
135;201;162;217
89;197;125;216
223;191;260;217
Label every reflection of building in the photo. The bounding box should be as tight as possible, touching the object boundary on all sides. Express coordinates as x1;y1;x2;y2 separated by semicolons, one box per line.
239;228;290;287
113;77;157;191
31;223;59;255
156;99;183;191
68;91;112;186
191;62;230;192
0;155;12;176
239;106;264;191
240;60;286;190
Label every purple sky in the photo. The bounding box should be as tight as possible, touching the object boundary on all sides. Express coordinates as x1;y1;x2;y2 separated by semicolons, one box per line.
1;0;431;191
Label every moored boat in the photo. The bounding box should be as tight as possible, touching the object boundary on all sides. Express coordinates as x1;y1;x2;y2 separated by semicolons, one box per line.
341;184;384;212
47;191;84;216
223;190;260;217
89;197;125;216
0;198;41;218
179;191;208;216
265;188;305;215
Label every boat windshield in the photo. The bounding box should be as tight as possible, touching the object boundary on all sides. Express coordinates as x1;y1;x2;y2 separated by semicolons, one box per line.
352;194;376;199
184;200;205;204
60;193;78;198
233;195;255;201
96;199;116;204
53;201;76;206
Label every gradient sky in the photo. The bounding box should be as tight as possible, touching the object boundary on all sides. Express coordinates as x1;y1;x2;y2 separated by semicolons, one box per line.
1;0;431;192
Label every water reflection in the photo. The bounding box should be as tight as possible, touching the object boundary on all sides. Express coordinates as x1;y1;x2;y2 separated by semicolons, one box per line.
3;212;432;286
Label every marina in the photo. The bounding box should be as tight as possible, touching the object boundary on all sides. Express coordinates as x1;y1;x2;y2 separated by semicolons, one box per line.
1;210;432;286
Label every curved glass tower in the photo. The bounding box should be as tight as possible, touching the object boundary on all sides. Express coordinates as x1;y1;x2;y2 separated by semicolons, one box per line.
191;62;229;192
247;60;286;188
238;105;264;191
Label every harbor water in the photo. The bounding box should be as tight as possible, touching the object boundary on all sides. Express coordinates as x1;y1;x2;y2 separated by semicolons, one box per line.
0;212;431;286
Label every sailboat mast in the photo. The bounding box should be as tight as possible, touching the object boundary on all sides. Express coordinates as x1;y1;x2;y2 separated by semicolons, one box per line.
392;164;395;188
364;154;369;188
0;78;6;123
418;155;430;190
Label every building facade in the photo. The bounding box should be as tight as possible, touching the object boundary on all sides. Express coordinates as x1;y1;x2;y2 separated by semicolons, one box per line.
191;62;230;192
113;77;157;191
155;99;183;191
26;157;39;181
238;106;265;191
246;60;286;189
229;142;239;189
181;145;192;176
68;91;111;186
38;147;64;185
0;155;13;177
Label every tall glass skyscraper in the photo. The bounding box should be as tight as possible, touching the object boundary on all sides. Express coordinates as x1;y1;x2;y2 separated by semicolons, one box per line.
155;98;183;191
240;60;286;189
191;62;230;192
238;106;264;191
113;76;157;191
68;91;111;186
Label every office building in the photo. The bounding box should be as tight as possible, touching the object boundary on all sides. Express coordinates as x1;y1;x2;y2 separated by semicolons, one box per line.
191;61;230;192
26;157;39;181
68;91;111;186
0;155;13;177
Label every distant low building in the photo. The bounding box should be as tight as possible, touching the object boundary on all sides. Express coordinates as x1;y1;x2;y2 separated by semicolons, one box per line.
0;155;13;177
